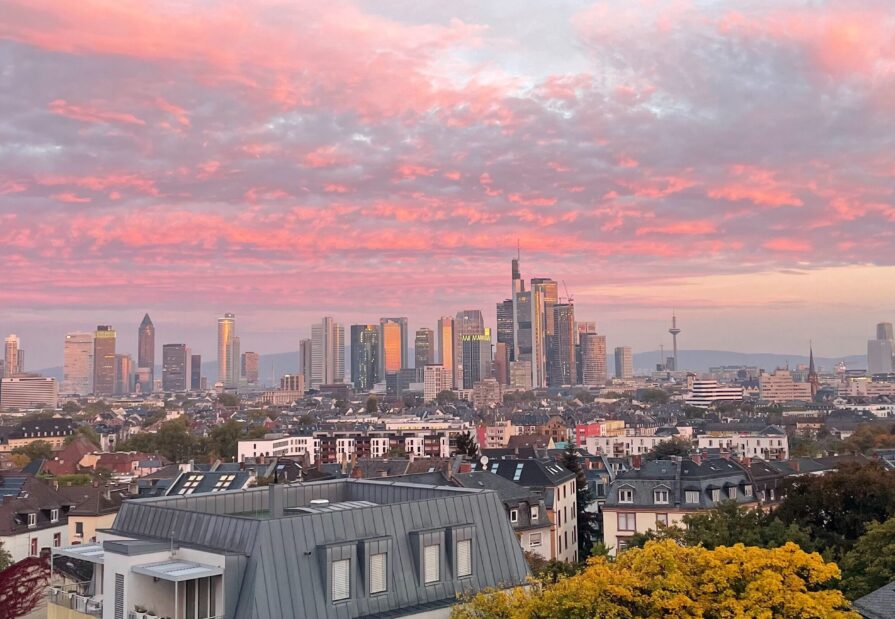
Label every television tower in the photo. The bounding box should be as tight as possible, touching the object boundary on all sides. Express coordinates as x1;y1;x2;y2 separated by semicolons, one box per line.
668;312;681;371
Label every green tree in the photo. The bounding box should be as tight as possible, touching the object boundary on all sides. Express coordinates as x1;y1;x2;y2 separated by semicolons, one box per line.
454;431;478;458
561;442;597;560
0;540;10;570
643;437;691;461
637;388;669;404
217;393;240;407
436;390;457;405
82;400;111;416
840;516;895;600
365;396;379;414
207;419;243;460
775;462;895;559
62;401;81;414
11;440;53;461
64;425;101;448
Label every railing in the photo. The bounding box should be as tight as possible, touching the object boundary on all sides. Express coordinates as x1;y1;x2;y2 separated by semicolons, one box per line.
127;614;224;619
47;582;102;617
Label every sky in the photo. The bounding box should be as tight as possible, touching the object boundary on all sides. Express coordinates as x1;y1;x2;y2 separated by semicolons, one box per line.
1;0;894;368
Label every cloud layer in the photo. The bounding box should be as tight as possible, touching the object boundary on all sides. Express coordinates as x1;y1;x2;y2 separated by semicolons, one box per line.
1;0;894;364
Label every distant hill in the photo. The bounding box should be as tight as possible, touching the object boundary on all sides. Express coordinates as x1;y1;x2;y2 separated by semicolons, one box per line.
37;348;866;386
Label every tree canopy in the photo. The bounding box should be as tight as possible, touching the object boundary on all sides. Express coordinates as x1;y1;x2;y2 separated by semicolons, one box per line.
452;541;856;619
644;437;691;461
11;440;53;461
840;516;895;600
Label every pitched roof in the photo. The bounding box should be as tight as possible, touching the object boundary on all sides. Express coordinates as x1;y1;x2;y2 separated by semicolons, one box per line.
853;582;895;619
57;483;127;516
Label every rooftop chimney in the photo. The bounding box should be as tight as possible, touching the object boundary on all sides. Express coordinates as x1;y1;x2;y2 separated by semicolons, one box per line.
631;455;642;470
269;483;285;519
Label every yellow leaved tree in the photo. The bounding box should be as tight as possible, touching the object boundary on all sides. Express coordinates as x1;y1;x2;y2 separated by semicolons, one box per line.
452;540;857;619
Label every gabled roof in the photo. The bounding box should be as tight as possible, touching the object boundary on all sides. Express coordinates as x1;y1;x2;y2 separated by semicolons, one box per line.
477;458;575;487
853;581;895;619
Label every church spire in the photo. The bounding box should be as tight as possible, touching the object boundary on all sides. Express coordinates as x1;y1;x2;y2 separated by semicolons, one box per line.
808;341;819;399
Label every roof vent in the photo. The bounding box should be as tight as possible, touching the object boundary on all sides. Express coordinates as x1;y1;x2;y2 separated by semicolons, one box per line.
310;499;330;507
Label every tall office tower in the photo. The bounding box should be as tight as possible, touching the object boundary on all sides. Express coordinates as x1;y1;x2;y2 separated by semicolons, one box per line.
455;310;486;388
4;335;19;377
514;291;532;364
242;351;259;384
16;350;24;374
217;313;236;387
868;339;895;374
350;324;380;391
493;342;509;385
63;332;94;395
190;354;202;390
510;256;524;362
230;336;241;386
380;320;403;376
575;322;597;383
461;328;492;389
614;346;633;380
580;333;608;386
414;327;435;379
437;317;455;389
668;312;681;372
878;323;894;341
115;354;135;395
311;317;344;388
549;304;576;386
93;326;117;395
496;299;515;362
530;279;557;388
137;313;155;393
299;338;312;391
162;344;191;391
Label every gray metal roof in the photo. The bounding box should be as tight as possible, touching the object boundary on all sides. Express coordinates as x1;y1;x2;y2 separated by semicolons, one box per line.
133;559;224;582
109;479;529;618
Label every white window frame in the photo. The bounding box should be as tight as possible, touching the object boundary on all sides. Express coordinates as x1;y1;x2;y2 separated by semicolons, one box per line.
530;506;539;521
685;490;699;504
331;558;350;602
618;488;634;503
728;487;737;500
509;508;518;523
50;508;59;523
653;489;669;504
530;532;542;547
744;484;753;497
369;553;387;595
27;513;37;528
711;489;721;502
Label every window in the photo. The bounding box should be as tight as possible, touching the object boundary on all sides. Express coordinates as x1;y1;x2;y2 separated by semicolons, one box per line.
618;488;634;503
513;463;524;481
653;490;669;504
30;538;37;556
369;553;387;594
212;474;236;491
530;506;539;521
54;532;61;547
509;509;518;523
331;559;350;601
75;521;84;537
616;537;629;551
424;544;440;584
456;539;472;578
618;512;636;531
50;508;59;522
744;484;753;498
179;474;203;495
27;513;36;527
656;513;669;526
530;532;542;547
711;489;721;502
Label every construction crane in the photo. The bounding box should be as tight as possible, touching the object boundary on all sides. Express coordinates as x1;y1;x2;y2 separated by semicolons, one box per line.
561;280;574;304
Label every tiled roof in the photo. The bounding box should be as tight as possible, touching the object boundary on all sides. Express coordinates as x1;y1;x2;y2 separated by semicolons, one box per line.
853;582;895;619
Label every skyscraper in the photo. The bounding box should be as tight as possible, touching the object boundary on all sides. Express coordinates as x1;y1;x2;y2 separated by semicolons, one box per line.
511;256;524;363
379;317;408;375
63;331;94;395
4;335;19;378
299;338;312;391
530;279;557;388
496;299;515;362
230;336;241;387
575;322;597;384
242;351;259;384
311;317;344;388
191;354;202;390
137;313;155;393
162;344;191;391
614;346;633;380
493;342;509;385
868;322;895;375
455;310;486;388
878;323;894;341
350;324;380;391
580;333;607;386
461;329;492;389
115;354;134;395
93;325;117;395
549;304;576;386
217;313;236;387
414;327;435;376
437;317;455;389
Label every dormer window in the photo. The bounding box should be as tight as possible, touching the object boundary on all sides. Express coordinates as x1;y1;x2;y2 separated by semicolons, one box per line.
711;489;721;502
50;508;59;523
728;487;737;500
744;484;753;497
509;509;518;523
530;506;539;521
27;513;36;527
618;488;634;503
653;489;669;504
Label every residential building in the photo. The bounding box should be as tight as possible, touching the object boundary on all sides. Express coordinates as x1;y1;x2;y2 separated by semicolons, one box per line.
311;317;345;388
0;375;58;409
0;418;74;453
4;334;20;377
472;378;502;410
509;360;532;390
603;457;757;555
696;425;789;459
758;369;813;403
50;478;528;619
424;365;450;403
217;312;237;387
281;374;305;392
59;483;127;545
684;379;744;409
614;346;633;380
162;344;192;391
93;325;117;395
0;473;72;563
479;458;578;562
579;333;607;386
191;354;202;390
63;331;94;395
574;420;626;445
242;351;260;384
585;433;676;458
137;313;155;393
549;304;576;386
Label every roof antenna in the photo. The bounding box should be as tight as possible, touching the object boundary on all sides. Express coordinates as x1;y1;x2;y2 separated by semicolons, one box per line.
517;238;520;261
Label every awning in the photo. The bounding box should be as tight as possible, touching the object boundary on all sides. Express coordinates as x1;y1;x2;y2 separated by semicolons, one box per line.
53;543;105;564
132;560;223;582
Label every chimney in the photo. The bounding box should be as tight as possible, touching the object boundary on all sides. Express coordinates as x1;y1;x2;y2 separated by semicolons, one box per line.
351;466;364;479
103;483;112;502
631;455;641;470
269;483;285;518
459;462;472;474
791;459;800;473
2;495;12;505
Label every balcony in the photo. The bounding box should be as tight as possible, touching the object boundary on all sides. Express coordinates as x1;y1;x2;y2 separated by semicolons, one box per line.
47;582;102;618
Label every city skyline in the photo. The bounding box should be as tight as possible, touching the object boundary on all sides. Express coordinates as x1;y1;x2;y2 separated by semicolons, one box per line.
2;1;895;366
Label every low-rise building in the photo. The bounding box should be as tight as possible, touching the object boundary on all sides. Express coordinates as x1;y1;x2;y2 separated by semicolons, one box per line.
0;473;73;562
695;425;788;460
0;417;75;453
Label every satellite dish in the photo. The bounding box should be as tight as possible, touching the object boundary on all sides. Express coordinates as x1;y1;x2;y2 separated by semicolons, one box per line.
479;456;489;467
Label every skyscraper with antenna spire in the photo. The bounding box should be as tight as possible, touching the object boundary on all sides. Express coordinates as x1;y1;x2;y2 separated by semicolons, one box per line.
668;312;681;371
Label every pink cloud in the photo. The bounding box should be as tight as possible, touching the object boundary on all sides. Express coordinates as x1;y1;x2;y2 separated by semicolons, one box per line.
48;99;145;125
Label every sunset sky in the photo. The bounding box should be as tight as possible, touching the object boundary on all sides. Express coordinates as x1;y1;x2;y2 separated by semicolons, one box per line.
2;0;894;367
